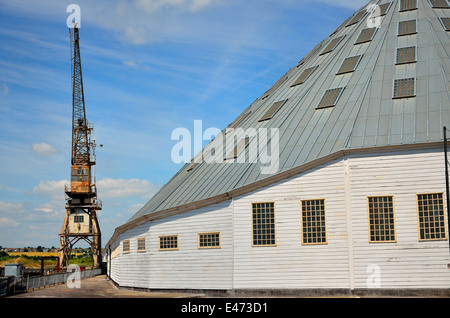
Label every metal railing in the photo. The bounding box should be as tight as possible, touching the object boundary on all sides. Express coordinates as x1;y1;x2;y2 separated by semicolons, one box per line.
0;268;102;297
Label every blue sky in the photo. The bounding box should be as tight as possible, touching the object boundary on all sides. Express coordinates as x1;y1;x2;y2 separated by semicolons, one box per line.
0;0;367;248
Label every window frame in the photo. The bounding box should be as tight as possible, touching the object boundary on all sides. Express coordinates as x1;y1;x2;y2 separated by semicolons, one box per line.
300;199;328;245
251;202;277;247
198;232;221;249
396;46;417;65
137;237;146;252
159;235;179;251
122;239;131;254
367;196;397;243
416;193;448;241
393;78;416;99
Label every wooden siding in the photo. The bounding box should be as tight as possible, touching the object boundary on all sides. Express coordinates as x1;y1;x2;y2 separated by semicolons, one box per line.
109;148;450;290
110;201;233;290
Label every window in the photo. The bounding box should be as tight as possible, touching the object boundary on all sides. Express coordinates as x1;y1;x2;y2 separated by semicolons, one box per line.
159;235;178;251
291;66;318;87
252;202;276;246
377;2;393;16
429;0;449;8
297;44;322;67
400;0;417;11
316;87;345;109
137;238;146;252
440;17;450;31
336;55;363;75
320;36;345;55
301;199;327;245
258;100;287;122
367;196;396;243
122;240;130;253
74;215;84;223
398;20;417;36
417;193;447;241
354;28;377;45
393;78;416;99
225;136;250;160
396;46;417;64
230;112;251;129
262;76;288;99
346;11;367;27
198;232;221;249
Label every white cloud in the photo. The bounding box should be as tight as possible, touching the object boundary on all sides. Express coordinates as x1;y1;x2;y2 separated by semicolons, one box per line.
31;180;68;200
123;60;137;67
311;0;368;10
31;142;58;156
0;217;20;228
98;178;160;200
1;83;8;95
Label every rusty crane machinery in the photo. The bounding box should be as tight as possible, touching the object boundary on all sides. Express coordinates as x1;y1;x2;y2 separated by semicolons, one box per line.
59;25;102;269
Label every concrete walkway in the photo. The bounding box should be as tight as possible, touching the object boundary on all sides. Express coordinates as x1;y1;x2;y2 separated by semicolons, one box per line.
9;275;202;298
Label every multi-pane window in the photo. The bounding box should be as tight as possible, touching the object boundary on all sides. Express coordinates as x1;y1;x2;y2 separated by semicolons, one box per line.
398;20;417;36
74;215;84;223
346;11;367;27
400;0;417;11
354;28;377;45
429;0;450;8
393;78;416;99
336;55;362;75
291;66;318;87
440;17;450;31
198;232;221;249
396;46;417;65
159;235;178;251
317;87;345;109
252;202;276;246
258;100;287;122
137;238;146;252
367;196;396;243
417;193;447;241
122;239;130;253
301;199;327;245
320;36;345;55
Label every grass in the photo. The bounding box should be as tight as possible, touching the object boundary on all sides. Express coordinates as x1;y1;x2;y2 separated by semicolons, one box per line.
0;252;93;269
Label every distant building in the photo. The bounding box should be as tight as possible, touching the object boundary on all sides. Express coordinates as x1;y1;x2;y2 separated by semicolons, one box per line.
104;0;450;295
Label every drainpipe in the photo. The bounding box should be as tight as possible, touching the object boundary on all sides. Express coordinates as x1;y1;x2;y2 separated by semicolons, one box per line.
444;127;450;257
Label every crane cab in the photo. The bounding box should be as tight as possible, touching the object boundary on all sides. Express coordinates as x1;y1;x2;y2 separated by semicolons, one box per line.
70;165;90;193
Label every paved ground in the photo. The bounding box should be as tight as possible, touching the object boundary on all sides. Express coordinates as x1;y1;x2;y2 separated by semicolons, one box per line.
9;275;203;298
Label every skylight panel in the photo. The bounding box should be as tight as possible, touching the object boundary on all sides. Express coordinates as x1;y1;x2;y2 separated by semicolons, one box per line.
354;28;377;45
291;66;318;87
230;112;251;129
440;17;450;30
396;46;416;64
316;88;345;109
400;0;418;11
336;55;363;75
429;0;450;8
262;76;288;99
378;2;393;16
297;44;322;67
258;100;287;122
320;36;345;55
346;11;367;27
226;137;250;160
393;78;416;99
398;20;417;36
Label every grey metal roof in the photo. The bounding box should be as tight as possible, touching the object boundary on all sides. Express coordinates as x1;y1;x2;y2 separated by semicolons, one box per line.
127;0;450;223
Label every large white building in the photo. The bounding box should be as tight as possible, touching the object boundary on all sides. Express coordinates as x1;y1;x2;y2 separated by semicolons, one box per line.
104;0;450;296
